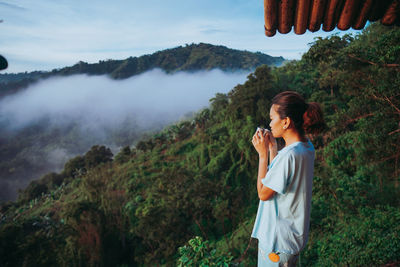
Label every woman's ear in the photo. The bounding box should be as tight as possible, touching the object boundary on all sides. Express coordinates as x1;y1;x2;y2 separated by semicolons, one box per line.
283;117;291;129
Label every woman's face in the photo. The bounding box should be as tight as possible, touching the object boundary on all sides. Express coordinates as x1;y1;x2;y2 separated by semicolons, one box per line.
269;104;287;138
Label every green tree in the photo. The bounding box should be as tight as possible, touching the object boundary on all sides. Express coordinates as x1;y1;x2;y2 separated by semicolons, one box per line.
84;145;113;169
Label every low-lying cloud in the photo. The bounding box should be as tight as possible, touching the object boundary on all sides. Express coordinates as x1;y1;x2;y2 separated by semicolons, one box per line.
1;69;248;130
0;68;249;201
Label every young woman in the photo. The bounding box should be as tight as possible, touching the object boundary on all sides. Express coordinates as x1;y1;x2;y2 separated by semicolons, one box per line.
251;91;325;266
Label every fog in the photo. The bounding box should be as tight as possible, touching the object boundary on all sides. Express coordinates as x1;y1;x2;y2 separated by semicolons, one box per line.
0;68;250;201
1;69;248;130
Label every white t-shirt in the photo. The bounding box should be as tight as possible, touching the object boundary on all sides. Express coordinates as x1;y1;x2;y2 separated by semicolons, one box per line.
251;139;315;255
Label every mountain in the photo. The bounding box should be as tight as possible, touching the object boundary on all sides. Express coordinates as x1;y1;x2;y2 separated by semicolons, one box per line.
53;43;284;78
0;43;284;98
0;23;399;266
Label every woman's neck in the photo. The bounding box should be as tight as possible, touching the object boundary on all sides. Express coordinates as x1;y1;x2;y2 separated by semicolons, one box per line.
282;130;307;147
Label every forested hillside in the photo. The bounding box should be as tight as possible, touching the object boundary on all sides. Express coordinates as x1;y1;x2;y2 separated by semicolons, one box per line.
0;43;284;98
0;23;399;266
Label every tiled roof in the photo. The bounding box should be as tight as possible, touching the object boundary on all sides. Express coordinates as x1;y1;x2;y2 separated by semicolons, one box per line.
264;0;400;36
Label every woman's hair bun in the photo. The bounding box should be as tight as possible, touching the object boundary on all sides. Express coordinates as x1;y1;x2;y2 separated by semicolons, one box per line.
303;102;326;135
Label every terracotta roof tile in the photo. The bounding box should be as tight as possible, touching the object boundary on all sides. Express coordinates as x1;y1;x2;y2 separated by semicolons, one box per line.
264;0;400;36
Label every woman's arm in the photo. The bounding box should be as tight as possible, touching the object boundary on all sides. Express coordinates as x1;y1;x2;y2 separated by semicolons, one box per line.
257;157;275;201
252;129;276;201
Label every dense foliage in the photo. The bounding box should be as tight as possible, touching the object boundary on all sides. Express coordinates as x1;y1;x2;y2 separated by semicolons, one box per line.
0;23;399;266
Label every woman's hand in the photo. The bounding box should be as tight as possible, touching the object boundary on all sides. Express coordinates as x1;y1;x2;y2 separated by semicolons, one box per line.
265;130;278;161
265;130;277;152
252;129;269;159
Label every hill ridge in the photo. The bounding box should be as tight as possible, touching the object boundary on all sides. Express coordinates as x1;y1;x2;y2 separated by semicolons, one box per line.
0;43;284;97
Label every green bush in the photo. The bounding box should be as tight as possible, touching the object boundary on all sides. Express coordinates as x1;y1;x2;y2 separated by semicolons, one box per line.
177;236;233;267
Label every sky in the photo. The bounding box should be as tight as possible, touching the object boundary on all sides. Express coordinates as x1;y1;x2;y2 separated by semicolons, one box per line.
0;0;362;73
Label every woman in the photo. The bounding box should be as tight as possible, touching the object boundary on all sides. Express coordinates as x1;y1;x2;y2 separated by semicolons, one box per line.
251;91;325;266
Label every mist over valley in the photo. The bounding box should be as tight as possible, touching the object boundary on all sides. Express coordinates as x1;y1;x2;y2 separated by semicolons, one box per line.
0;68;250;201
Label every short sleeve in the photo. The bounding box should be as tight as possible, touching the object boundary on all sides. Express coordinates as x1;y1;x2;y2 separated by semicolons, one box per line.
261;152;294;194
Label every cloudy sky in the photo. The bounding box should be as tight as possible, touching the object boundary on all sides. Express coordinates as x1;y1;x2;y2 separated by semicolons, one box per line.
0;0;361;73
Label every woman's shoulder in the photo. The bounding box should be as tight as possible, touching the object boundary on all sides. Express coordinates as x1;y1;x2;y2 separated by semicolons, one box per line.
290;139;314;153
272;140;313;165
288;140;315;164
279;140;314;159
271;147;296;167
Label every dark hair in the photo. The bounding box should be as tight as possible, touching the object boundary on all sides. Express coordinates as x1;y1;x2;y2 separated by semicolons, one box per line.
271;91;326;135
